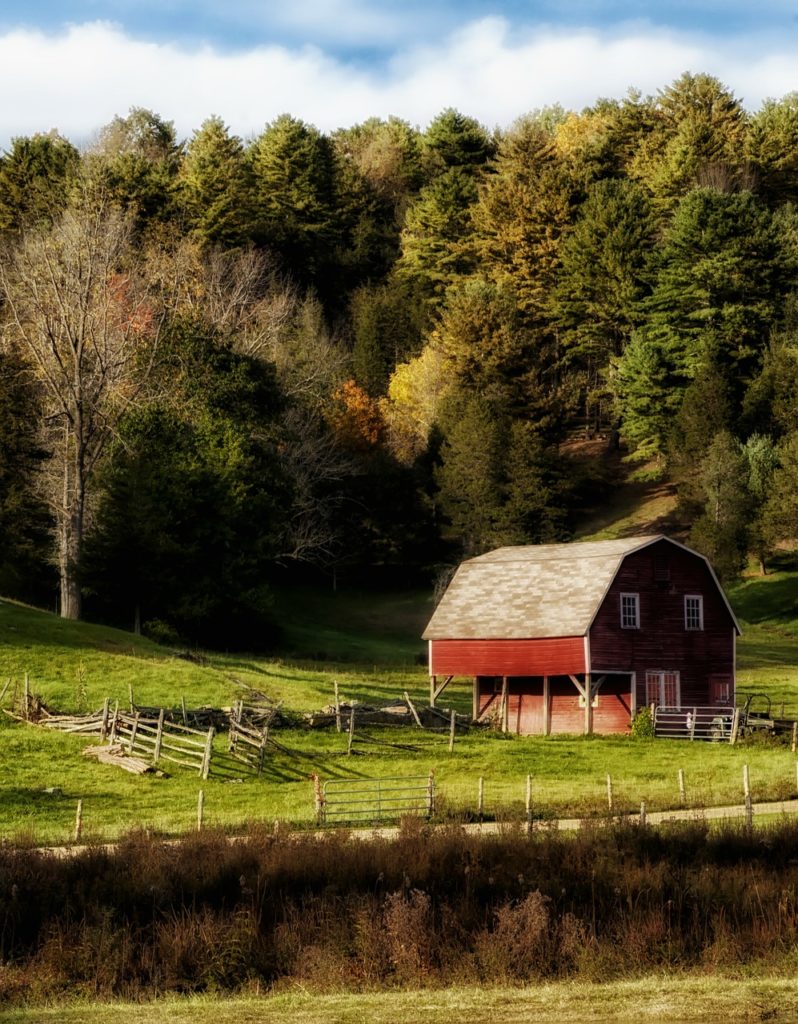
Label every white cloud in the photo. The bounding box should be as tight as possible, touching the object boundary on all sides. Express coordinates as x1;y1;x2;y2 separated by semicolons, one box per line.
1;17;797;148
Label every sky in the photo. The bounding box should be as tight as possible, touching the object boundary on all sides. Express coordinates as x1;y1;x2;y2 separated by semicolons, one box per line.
2;0;798;148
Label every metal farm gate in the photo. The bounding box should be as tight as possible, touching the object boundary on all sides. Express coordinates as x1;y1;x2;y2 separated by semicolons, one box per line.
652;705;738;742
317;773;435;825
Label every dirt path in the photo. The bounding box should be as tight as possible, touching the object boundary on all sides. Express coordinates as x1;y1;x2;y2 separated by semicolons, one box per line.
31;795;798;857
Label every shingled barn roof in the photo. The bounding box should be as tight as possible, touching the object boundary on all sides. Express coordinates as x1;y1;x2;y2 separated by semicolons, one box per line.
423;535;739;640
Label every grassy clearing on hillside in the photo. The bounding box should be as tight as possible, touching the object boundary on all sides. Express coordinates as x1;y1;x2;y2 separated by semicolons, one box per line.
3;718;798;843
4;570;798;843
3;977;798;1023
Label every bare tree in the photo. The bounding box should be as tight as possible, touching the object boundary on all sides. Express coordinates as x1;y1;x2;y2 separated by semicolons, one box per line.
0;200;163;618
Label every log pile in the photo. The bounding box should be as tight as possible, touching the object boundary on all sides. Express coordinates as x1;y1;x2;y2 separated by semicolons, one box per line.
304;699;471;731
82;743;160;774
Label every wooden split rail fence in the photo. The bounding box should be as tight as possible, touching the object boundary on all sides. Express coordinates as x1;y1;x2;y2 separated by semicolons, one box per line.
228;700;274;775
110;708;214;779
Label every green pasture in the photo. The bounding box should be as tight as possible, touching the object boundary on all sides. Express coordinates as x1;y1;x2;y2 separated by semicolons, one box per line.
3;568;798;844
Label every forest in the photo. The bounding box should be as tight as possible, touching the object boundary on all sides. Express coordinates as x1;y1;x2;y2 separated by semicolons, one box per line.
2;71;798;644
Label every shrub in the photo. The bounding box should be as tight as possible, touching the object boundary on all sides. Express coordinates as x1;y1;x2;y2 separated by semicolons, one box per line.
631;706;655;739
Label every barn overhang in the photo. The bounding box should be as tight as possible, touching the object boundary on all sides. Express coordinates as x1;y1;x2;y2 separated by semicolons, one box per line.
428;636;586;677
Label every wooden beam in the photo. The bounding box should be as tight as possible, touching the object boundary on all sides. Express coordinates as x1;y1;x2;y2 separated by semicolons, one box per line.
472;677;479;721
431;675;454;705
501;676;509;734
585;673;592;736
543;676;550;736
568;674;588;699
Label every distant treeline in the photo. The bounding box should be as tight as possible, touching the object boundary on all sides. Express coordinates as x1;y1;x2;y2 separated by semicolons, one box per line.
1;821;798;1002
2;75;798;640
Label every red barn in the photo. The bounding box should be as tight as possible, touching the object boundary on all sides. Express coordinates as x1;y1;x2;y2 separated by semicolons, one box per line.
423;535;740;735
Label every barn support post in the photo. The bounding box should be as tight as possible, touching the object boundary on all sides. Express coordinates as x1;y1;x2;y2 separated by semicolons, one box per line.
543;676;550;736
585;673;593;735
500;676;509;733
431;675;454;706
472;677;479;721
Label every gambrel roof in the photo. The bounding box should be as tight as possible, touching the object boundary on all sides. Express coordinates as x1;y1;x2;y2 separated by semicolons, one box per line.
422;535;741;640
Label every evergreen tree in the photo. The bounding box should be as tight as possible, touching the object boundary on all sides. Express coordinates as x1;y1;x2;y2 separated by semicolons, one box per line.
396;167;479;302
747;94;798;204
630;73;749;206
350;277;425;396
0;132;80;232
83;323;288;643
554;178;655;429
250;115;340;288
179;117;254;248
90;108;182;228
762;432;798;551
689;431;750;580
472;115;575;321
0;349;53;603
435;390;506;556
422;108;495;173
612;329;686;465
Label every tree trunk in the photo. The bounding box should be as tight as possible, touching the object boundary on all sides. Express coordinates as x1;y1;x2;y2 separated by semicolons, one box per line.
59;436;84;621
59;509;83;620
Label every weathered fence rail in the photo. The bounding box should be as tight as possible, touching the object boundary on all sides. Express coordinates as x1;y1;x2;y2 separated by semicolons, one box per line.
111;709;214;778
227;699;280;774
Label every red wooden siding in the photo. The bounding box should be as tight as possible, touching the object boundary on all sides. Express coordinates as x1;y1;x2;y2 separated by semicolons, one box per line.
477;674;632;735
430;637;585;677
589;539;736;710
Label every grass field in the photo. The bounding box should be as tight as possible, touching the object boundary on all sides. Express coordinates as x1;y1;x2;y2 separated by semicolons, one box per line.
3;565;798;844
2;976;798;1023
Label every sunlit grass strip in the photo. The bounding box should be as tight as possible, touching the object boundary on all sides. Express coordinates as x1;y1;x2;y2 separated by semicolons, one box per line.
2;976;798;1023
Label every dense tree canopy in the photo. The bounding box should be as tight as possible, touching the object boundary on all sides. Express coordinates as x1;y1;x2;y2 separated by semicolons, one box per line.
5;79;798;642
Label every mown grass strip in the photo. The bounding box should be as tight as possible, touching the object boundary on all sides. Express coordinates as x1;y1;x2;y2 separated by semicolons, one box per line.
2;977;798;1023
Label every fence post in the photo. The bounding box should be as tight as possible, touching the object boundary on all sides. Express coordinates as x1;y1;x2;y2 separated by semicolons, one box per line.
153;708;165;765
426;770;436;818
313;774;325;826
201;727;214;780
128;684;135;713
73;799;83;843
0;677;13;708
23;672;30;719
525;774;532;834
334;680;342;733
258;726;268;775
108;701;119;745
678;768;686;806
347;707;356;755
448;708;456;753
639;799;647;827
794;761;798;796
181;695;188;727
743;763;752;828
792;721;797;755
129;711;140;754
730;707;741;746
478;776;484;820
689;707;697;741
197;789;205;832
100;697;110;741
606;773;614;813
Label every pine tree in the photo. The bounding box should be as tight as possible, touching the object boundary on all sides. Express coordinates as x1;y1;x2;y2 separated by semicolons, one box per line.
179;117;254;248
689;431;750;580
